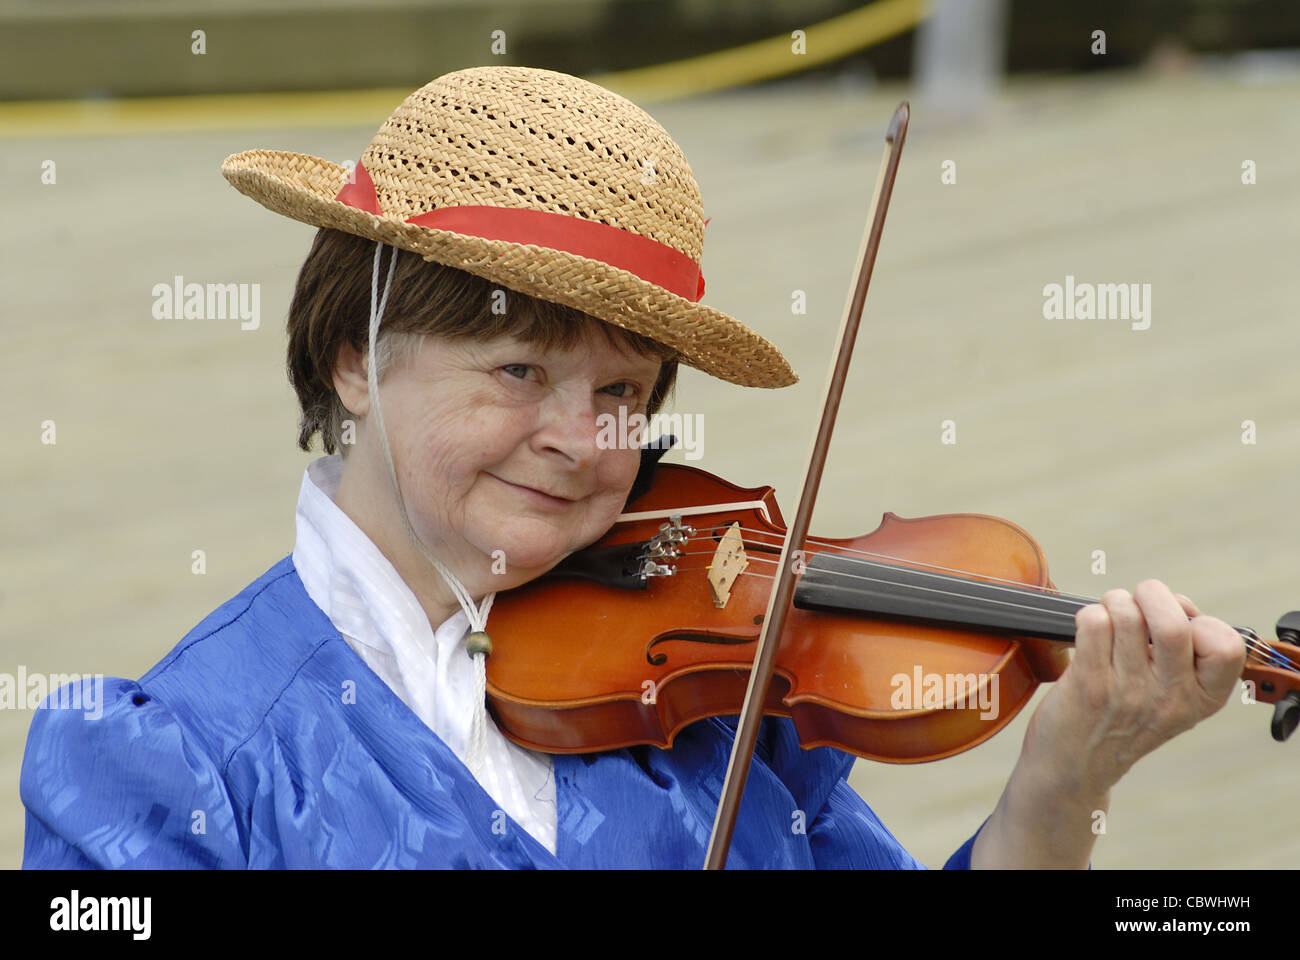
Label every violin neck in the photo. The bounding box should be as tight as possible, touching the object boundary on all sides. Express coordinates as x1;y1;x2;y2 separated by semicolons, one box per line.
792;553;1261;648
793;552;1085;642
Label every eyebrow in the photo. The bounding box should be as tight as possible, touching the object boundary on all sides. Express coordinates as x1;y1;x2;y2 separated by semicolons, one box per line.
502;344;659;381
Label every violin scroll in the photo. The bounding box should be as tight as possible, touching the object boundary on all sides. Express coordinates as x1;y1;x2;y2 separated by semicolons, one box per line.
1262;611;1300;741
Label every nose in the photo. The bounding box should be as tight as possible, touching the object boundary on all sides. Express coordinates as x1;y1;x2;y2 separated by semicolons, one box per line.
532;385;601;467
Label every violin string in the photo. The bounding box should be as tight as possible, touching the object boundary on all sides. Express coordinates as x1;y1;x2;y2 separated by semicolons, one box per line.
669;549;1297;672
677;558;1294;670
679;529;1295;667
665;524;1289;661
677;539;1092;608
690;555;1106;622
680;526;1105;608
693;549;1220;638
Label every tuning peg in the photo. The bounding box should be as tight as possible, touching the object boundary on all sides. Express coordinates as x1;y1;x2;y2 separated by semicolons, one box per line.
1275;611;1300;645
1271;691;1300;742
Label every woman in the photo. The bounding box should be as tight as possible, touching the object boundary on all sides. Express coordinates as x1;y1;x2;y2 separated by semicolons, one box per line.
21;66;1244;869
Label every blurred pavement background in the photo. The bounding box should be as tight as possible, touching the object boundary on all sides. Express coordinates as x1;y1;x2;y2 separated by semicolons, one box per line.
3;0;1299;869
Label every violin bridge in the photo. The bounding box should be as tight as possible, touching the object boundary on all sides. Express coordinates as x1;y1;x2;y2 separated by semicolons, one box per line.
707;522;749;609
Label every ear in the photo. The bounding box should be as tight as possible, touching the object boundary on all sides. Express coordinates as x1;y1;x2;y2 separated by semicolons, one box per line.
332;342;371;417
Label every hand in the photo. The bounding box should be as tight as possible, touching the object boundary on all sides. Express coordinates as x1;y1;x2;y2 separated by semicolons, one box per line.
1022;579;1246;798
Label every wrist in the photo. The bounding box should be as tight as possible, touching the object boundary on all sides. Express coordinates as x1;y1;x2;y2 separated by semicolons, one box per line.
1021;709;1123;800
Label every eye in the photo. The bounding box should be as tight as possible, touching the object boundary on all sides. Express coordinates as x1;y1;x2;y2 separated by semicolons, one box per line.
501;363;534;380
600;381;639;399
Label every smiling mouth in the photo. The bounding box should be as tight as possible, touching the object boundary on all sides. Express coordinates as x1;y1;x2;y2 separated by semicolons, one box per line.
490;474;578;504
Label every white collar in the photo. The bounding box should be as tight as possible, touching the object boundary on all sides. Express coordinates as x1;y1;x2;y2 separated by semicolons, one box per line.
290;454;557;852
292;455;467;739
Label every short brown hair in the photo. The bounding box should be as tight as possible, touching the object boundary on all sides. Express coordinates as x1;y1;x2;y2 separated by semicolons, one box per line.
287;228;680;455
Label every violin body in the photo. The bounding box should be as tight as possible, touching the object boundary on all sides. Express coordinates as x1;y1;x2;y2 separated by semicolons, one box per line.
485;463;1071;763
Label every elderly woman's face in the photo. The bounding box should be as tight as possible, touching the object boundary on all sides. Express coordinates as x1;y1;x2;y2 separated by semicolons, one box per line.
358;326;662;586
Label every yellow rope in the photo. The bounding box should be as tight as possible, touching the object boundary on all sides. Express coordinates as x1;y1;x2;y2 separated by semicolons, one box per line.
0;88;419;139
590;0;927;101
0;0;927;138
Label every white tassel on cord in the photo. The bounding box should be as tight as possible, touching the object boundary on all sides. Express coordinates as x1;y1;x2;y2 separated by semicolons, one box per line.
365;240;496;777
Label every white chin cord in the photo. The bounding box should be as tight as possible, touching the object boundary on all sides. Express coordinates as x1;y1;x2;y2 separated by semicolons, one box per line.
366;240;495;777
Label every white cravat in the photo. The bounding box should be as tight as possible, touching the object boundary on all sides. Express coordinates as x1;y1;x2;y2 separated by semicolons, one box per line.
291;454;558;853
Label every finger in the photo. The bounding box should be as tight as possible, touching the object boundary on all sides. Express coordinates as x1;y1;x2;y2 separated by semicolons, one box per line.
1073;602;1113;675
1190;616;1248;701
1101;588;1150;679
1136;580;1194;687
1174;593;1201;618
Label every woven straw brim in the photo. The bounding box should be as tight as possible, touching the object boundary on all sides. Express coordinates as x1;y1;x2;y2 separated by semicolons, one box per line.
222;149;797;389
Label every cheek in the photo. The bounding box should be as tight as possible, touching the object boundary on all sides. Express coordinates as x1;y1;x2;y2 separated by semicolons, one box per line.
402;402;513;485
595;450;643;509
387;422;490;535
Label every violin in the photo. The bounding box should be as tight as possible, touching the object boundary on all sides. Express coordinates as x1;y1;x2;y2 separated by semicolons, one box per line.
483;102;1300;867
485;460;1300;761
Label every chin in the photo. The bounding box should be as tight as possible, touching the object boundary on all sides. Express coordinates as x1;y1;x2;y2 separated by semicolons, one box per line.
481;535;576;581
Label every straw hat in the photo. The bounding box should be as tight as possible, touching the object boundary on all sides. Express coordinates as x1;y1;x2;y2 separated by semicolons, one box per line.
221;65;796;388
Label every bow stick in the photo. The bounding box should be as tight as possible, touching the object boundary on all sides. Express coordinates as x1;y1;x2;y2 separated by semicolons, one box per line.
704;102;911;870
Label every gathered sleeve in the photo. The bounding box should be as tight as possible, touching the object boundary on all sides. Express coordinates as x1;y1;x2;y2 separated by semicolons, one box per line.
21;678;247;869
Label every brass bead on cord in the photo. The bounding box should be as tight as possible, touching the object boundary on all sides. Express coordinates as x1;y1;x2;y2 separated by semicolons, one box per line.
466;630;493;659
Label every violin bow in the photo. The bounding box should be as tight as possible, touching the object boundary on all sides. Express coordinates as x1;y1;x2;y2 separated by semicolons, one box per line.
704;102;910;870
